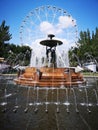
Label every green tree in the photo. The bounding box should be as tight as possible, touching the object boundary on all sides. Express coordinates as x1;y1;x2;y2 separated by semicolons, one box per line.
69;27;98;66
0;20;12;57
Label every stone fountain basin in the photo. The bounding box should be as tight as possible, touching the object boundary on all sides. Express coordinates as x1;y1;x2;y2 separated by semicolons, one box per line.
14;67;86;87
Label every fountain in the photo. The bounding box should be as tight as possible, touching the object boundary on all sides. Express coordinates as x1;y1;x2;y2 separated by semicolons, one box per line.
1;5;98;130
0;38;98;130
14;34;85;87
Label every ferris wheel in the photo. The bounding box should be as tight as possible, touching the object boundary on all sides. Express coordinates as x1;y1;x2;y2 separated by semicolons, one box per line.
20;5;78;50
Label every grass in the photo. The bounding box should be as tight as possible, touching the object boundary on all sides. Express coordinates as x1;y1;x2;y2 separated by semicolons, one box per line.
82;72;98;76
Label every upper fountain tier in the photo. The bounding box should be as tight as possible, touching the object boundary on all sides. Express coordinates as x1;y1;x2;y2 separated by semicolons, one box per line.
40;34;63;48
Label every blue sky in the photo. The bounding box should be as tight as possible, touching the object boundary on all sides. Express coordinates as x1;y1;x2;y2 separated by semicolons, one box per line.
0;0;98;45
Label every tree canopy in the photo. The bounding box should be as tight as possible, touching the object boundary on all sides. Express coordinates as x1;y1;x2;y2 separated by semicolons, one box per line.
0;20;12;43
0;20;31;66
0;20;12;57
69;27;98;66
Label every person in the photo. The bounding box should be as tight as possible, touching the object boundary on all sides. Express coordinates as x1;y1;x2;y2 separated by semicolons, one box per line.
46;47;51;59
51;49;56;63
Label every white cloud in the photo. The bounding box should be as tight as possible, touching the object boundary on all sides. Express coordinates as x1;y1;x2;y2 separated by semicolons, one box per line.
40;21;55;34
57;16;76;29
39;15;76;36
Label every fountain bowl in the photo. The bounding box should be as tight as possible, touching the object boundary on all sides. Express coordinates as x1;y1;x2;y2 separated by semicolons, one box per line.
14;66;86;87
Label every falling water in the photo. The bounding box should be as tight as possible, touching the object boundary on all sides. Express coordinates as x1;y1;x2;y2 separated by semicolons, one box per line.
55;112;60;130
84;88;91;113
34;87;39;112
51;67;55;102
13;97;19;113
65;88;70;113
72;53;81;66
24;87;30;113
71;88;79;113
56;88;60;113
93;89;98;105
45;88;48;112
30;45;69;68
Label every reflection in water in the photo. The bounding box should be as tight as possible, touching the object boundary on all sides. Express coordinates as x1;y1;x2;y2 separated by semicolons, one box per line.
0;76;98;130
